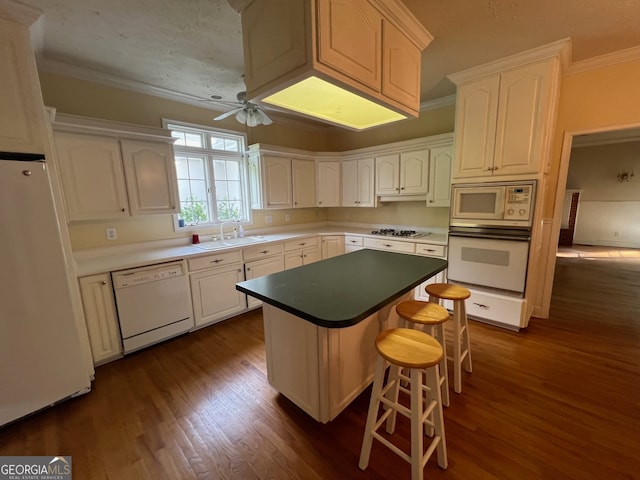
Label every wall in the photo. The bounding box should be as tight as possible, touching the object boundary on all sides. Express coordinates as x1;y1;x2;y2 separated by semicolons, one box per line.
534;55;640;317
39;72;456;251
567;141;640;247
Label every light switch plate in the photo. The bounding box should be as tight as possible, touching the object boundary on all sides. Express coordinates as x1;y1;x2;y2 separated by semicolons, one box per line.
106;227;117;240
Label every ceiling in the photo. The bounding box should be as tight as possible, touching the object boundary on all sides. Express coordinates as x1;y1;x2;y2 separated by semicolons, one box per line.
23;0;640;125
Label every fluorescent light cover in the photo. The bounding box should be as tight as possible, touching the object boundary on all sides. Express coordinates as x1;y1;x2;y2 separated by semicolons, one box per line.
262;76;406;130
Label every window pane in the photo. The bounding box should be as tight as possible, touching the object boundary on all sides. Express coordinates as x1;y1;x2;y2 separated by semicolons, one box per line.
217;199;241;220
178;179;192;201
226;161;241;180
210;136;226;150
190;180;208;201
224;138;239;152
227;181;242;200
188;156;206;179
175;156;189;177
213;160;227;180
185;132;204;148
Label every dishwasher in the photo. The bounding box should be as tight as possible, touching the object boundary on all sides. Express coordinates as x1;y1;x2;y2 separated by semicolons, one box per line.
112;260;194;354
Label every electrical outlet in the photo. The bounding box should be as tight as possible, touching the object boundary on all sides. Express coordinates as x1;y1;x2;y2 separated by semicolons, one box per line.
265;215;273;224
614;231;621;237
106;227;117;240
285;213;291;222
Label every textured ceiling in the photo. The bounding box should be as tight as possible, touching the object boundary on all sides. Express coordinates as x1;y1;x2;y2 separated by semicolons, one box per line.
23;0;640;121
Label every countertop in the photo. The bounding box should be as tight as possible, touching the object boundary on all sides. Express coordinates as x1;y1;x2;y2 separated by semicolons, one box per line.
73;225;448;277
236;249;448;328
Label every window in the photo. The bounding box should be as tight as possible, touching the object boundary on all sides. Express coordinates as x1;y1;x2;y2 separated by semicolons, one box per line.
164;121;250;228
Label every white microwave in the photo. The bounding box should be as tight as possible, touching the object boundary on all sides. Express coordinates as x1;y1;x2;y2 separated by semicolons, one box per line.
450;181;536;228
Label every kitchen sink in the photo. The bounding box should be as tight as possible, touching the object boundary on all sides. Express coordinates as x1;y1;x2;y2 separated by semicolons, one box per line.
194;236;265;250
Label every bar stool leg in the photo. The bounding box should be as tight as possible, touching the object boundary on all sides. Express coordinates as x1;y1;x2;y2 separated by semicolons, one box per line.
359;355;387;470
459;300;472;374
431;324;450;407
385;364;402;434
410;367;424;480
425;365;447;469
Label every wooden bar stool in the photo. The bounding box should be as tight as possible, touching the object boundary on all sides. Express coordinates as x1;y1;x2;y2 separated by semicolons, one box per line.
359;328;447;480
396;300;450;407
425;283;472;394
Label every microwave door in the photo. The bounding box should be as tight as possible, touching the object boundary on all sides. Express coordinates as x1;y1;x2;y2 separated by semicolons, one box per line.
453;186;505;220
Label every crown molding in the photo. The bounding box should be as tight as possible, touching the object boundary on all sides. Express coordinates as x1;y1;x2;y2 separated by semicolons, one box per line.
37;57;332;132
448;37;572;86
0;0;42;26
566;44;640;75
420;94;455;111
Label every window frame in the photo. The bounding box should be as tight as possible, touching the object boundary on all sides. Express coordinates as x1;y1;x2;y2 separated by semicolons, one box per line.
162;119;251;231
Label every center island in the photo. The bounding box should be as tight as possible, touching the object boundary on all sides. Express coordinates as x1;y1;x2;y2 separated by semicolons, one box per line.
236;248;447;423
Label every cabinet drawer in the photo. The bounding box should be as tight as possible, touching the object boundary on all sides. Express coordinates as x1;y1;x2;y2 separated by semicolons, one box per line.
243;242;284;261
284;236;319;252
466;288;526;329
344;235;363;247
188;251;242;271
363;237;415;253
415;243;445;258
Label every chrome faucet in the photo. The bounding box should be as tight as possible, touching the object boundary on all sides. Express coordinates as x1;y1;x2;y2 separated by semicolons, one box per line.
219;220;238;240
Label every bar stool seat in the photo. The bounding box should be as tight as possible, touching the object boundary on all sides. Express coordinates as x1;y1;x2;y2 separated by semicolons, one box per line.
359;328;447;480
425;283;472;394
396;300;450;407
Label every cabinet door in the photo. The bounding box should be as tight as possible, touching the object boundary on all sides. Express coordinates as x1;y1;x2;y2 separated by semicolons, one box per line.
316;0;382;91
55;132;130;220
79;274;122;365
381;19;421;110
357;157;375;207
120;139;179;215
316;161;341;207
264;156;292;209
284;251;304;270
400;149;429;195
292;158;317;208
341;159;359;206
190;265;246;327
375;153;399;195
303;247;321;265
493;60;554;176
0;18;47;154
452;76;500;179
427;145;452;207
245;255;285;308
321;236;345;258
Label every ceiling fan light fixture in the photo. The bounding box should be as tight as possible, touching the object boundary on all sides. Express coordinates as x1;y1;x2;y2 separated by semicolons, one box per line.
262;76;406;130
235;109;248;123
246;109;259;127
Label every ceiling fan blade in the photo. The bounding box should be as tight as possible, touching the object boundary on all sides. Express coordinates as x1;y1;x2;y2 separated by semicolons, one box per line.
213;107;243;121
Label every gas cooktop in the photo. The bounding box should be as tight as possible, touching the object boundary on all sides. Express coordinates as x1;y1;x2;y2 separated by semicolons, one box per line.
370;229;430;238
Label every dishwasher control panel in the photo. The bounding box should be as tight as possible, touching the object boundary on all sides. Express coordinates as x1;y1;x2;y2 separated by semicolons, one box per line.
112;261;185;289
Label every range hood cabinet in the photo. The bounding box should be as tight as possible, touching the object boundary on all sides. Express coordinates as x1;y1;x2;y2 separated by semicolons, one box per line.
237;0;433;130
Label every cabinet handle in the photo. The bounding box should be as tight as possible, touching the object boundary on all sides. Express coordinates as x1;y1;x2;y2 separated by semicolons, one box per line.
492;166;498;171
384;244;392;248
299;242;306;246
473;302;489;309
210;259;223;264
318;201;322;205
121;207;126;212
260;250;269;254
429;200;434;203
400;187;405;190
102;281;107;285
484;167;492;172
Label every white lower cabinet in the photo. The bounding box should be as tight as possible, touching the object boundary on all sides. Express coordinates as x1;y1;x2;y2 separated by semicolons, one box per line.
78;273;122;365
284;237;321;269
465;288;527;330
321;235;345;258
344;235;364;253
244;243;284;308
189;251;245;327
412;243;449;306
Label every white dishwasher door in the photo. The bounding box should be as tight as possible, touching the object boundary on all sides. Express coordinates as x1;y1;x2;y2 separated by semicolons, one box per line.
112;261;194;354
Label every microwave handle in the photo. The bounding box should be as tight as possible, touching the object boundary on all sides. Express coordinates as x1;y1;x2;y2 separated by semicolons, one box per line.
449;231;531;241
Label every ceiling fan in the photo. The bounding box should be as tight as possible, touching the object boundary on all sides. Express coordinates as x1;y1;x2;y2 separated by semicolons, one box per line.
212;91;273;127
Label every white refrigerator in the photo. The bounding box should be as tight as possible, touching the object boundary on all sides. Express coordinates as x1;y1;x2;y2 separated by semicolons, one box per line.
0;152;91;427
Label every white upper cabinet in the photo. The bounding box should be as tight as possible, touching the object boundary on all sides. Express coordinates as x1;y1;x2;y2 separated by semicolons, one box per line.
247;145;318;210
427;145;453;207
376;149;429;197
55;133;130;220
292;158;317;208
316;160;341;207
52;115;179;221
449;40;569;181
0;16;48;154
342;157;375;207
121;139;179;216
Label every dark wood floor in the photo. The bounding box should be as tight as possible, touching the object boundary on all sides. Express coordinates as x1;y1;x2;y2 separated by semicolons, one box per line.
2;246;640;479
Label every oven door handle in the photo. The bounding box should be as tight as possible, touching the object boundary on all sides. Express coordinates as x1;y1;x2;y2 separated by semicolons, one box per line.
449;232;531;241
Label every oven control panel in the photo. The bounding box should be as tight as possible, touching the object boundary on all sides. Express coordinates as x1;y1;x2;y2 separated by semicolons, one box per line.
504;185;533;221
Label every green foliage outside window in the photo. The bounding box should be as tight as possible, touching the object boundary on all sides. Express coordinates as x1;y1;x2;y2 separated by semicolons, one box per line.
180;195;208;224
218;198;241;221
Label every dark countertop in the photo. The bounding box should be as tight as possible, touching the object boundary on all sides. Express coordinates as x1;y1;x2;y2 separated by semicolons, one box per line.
236;249;447;328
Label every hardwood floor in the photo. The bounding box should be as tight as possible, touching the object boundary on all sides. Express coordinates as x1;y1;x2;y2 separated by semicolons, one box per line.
2;248;639;479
